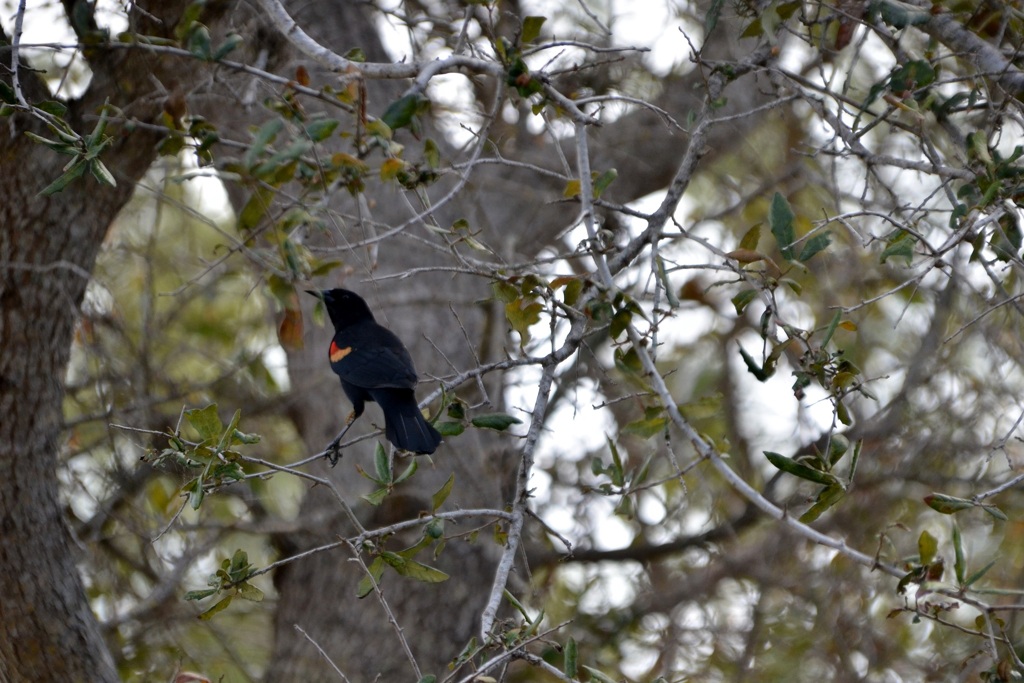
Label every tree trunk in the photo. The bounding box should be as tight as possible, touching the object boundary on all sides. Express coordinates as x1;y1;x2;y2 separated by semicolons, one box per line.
0;114;138;683
0;221;120;680
0;3;212;679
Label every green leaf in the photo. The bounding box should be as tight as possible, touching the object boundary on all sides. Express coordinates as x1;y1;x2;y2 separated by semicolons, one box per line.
982;504;1008;521
186;478;205;510
364;119;392;141
212;32;243;61
965;559;997;587
233;429;261;445
425;518;444;539
738;344;771;381
507;56;542;97
238;185;275;231
184;588;219;601
564;278;583;306
516;15;548;43
621;417;668;439
0;81;16;104
880;231;916;264
605;437;625;487
381;551;449;583
197;595;233;620
848;439;862;481
218;409;242;451
432;473;455;512
820;309;842;348
739;224;762;251
185;404;223;442
890;60;936;93
374;442;391;484
654;256;679;308
157;135;187;157
187;24;212;60
764;451;841;486
777;1;801;20
563;178;581;198
828;434;850;466
610;307;633;339
613;346;646;388
924;493;974;515
875;1;932;29
918;530;938;565
732;289;758;315
797;230;832;262
678;394;723;421
704;0;726;34
836;398;852;426
38;158;88;196
423;138;440;168
471;413;523;431
362;487;389;506
492;280;520;303
236;582;265;602
304;118;340;142
37;100;69;118
381;93;429;132
252;139;312;178
740;16;763;38
520;15;544;43
798;484;846;523
471;411;520;432
379;157;407;181
582;666;619;683
436;421;465;437
229;549;251;574
503;589;531;619
593;168;617;197
394;459;418;485
356;557;386;598
992;213;1022;262
564;637;578;678
175;2;205;41
953;523;965;585
769;192;796;260
244;118;284;169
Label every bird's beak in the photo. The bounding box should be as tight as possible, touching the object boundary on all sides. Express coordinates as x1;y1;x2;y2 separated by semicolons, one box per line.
305;289;325;301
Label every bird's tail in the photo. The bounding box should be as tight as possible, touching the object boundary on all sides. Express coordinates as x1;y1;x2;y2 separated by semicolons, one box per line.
374;389;442;454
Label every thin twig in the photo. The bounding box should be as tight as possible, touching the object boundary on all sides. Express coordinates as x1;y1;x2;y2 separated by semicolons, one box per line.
294;624;351;682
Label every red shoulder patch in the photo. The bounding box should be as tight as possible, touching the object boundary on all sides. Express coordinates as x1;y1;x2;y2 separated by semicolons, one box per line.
329;341;352;363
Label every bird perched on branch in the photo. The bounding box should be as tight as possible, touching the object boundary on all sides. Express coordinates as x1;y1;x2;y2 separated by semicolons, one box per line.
309;288;442;463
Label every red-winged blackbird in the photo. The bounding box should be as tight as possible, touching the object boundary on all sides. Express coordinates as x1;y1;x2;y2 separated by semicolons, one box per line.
309;288;442;461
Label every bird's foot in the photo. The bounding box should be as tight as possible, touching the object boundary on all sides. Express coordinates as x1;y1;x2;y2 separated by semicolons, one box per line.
323;412;357;467
325;439;343;467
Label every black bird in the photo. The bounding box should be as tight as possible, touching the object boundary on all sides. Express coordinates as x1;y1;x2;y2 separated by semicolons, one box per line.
309;288;442;462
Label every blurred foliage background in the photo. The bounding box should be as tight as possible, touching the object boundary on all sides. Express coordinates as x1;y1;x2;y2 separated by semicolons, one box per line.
4;0;1024;680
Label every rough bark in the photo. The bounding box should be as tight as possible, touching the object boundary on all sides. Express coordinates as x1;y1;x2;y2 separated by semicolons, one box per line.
0;3;217;680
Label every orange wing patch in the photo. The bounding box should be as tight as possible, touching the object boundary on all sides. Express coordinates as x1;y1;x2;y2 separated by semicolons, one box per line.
329;341;352;362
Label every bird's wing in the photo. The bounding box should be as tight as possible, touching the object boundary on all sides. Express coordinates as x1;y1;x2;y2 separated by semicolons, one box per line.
330;337;418;390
